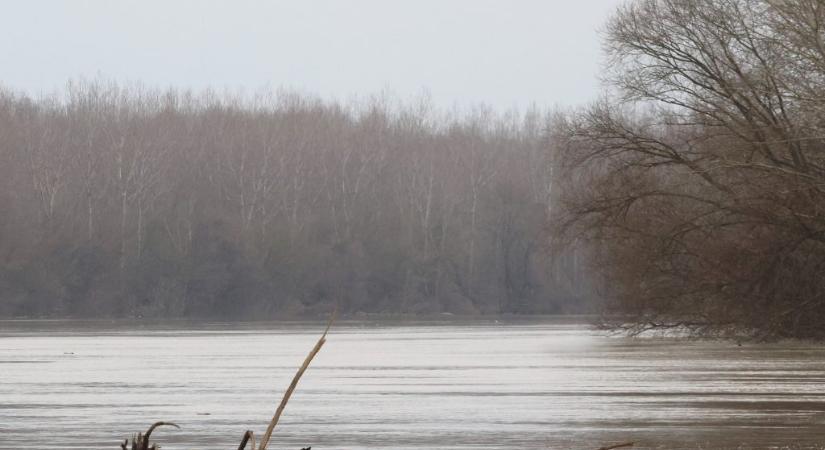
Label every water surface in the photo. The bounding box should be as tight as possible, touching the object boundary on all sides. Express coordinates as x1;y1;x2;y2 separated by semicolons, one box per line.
1;320;824;449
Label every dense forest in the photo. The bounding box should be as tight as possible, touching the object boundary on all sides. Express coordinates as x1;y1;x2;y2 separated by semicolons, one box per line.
0;84;588;318
554;0;825;339
3;0;824;340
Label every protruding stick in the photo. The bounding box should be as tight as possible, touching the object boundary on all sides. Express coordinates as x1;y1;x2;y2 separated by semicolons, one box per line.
143;421;179;443
258;311;336;450
238;430;255;450
598;442;635;450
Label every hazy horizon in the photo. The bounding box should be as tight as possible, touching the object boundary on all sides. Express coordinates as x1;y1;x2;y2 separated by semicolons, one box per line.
1;0;622;110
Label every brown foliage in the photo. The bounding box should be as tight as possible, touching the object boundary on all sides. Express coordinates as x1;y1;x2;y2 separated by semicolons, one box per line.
554;0;825;339
0;84;582;318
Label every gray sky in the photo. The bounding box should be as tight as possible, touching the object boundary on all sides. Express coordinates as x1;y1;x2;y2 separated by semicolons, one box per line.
2;0;623;110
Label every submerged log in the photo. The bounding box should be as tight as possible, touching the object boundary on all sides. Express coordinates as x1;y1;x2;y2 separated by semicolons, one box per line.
118;311;627;450
121;423;309;450
120;312;334;450
120;422;179;450
598;442;635;450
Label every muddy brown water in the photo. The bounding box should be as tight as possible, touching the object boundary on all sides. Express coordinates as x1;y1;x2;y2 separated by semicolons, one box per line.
1;319;824;449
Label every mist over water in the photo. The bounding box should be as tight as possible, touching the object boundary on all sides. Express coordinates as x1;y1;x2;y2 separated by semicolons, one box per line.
1;320;824;450
1;1;824;449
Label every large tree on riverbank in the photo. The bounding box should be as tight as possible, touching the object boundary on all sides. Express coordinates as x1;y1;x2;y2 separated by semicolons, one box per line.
555;0;825;339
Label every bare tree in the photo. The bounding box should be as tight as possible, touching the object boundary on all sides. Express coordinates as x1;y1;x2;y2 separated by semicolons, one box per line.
0;83;578;319
555;0;825;339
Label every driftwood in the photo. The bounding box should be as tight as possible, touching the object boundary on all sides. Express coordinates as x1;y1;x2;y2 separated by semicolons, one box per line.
120;422;179;450
120;313;334;450
119;311;631;450
598;443;635;450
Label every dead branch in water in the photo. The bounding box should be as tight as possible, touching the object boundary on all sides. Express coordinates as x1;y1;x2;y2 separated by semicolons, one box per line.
598;442;635;450
237;430;254;450
258;312;336;450
119;313;630;450
120;313;334;450
120;421;179;450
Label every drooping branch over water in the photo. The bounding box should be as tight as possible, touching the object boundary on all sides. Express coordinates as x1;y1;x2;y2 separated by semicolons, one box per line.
552;0;825;340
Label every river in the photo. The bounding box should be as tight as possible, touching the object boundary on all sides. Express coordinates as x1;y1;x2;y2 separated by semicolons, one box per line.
1;319;824;449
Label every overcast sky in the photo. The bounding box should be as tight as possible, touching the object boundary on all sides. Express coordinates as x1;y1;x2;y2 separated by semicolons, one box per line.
2;0;623;110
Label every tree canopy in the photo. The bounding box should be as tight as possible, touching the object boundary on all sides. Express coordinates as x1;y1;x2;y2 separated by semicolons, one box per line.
555;0;825;339
0;84;587;318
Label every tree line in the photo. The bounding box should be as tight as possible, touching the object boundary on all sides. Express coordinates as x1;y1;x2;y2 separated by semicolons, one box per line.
5;0;822;339
0;83;589;318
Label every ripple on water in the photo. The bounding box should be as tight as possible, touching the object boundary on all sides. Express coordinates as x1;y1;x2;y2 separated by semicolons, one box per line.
1;321;824;449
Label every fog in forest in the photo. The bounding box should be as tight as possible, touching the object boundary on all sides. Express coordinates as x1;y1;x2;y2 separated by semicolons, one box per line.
2;0;825;340
0;0;623;321
4;2;825;449
0;86;585;318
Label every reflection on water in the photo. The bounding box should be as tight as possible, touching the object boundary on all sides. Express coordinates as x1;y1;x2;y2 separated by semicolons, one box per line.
1;319;824;449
